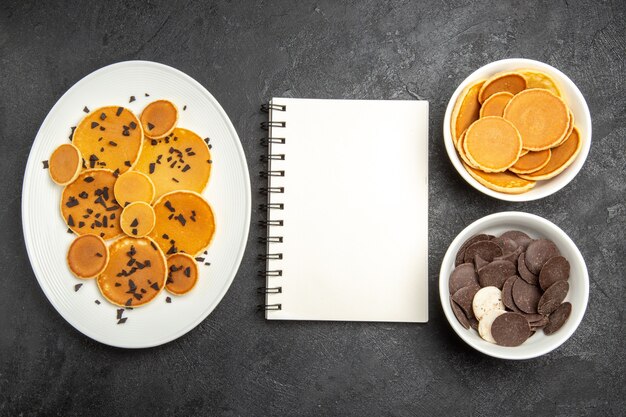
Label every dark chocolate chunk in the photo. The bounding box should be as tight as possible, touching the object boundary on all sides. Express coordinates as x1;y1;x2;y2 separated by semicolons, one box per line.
184;267;191;277
42;160;49;169
117;318;128;324
65;197;79;208
125;298;132;306
147;122;155;131
518;252;539;286
83;106;90;113
129;121;137;129
67;215;75;227
150;283;159;291
525;239;561;275
452;285;480;319
129;95;136;103
69;126;76;141
181;164;191;172
172;177;179;183
149;163;155;174
512;278;542;314
84;176;95;183
116;309;124;320
164;201;175;212
538;281;569;315
166;297;172;303
124;160;131;167
478;260;516;289
463;240;502;264
544;302;572;335
538;256;570;291
451;298;470;329
500;230;532;249
183;105;187;111
91;121;99;129
449;263;479;294
95;300;101;305
116;107;123;116
195;257;205;262
130;218;139;227
491;312;531;347
131;228;137;235
74;283;83;292
100;112;106;120
455;234;490;267
176;214;186;226
502;276;521;312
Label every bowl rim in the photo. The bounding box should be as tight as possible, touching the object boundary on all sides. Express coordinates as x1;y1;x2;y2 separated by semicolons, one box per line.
438;211;589;360
443;58;592;202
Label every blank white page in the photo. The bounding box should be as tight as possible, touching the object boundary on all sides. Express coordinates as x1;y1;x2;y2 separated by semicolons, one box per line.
265;98;428;322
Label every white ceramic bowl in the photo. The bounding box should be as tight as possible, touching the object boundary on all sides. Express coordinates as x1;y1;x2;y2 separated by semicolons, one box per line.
443;58;592;201
439;212;589;360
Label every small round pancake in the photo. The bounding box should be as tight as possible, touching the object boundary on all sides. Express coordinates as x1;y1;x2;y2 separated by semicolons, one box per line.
72;106;143;174
135;128;212;199
555;110;575;147
49;143;82;185
479;92;513;118
509;149;551;174
518;69;562;97
140;100;179;139
67;234;109;278
464;117;522;172
478;309;505;343
517;127;582;181
503;89;570;150
97;236;167;307
61;169;123;239
120;201;156;238
451;80;485;145
491;312;531;347
166;253;199;295
463;163;536;194
472;286;505;321
113;171;155;207
456;131;480;169
150;191;216;256
478;71;527;103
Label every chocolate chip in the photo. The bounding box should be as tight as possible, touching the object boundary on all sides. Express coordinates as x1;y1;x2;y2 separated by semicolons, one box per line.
449;263;479;294
491;312;531;347
100;112;107;120
544;302;572;335
91;121;99;129
129;96;136;103
74;283;83;292
147;122;155;131
149;163;155;174
538;256;570;291
116;107;123;116
478;260;516;289
117;318;128;324
512;278;542;314
166;297;172;303
525;239;561;275
83;106;90;113
538;280;569;315
42;160;49;169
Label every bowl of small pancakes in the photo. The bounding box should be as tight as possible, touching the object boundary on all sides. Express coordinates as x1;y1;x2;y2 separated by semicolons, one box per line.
443;58;592;201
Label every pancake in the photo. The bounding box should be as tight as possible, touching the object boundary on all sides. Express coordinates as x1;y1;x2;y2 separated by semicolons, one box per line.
518;69;562;97
456;131;479;169
97;236;167;307
519;149;529;157
140;100;179;139
517;127;582;181
509;149;551;174
479;92;513;118
61;169;123;239
451;80;485;145
503;89;570;151
463;117;522;172
463;163;536;194
67;234;109;278
113;171;155;206
165;253;199;295
555;110;575;147
49;144;82;185
134;128;212;199
150;191;215;256
478;72;527;103
72;106;143;175
120;201;156;238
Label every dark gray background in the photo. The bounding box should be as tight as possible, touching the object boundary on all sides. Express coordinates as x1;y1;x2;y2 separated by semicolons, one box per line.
1;1;624;416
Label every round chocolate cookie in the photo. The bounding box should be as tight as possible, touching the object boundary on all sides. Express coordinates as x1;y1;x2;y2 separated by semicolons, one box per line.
525;239;561;275
463;240;502;264
544;302;572;335
538;280;569;315
518;252;539;286
478;260;517;289
538;256;570;290
512;278;542;314
455;234;491;266
449;263;479;294
491;312;531;347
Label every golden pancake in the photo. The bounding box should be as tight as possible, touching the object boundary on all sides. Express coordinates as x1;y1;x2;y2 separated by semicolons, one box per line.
165;253;199;295
478;72;527;103
517;127;582;181
518;69;562;97
555;110;575;147
503;89;570;151
456;131;479;169
509;149;551;174
49;143;82;185
463;162;536;194
140;100;179;139
463;117;522;172
61;169;123;239
120;201;156;238
97;236;167;307
150;191;215;256
72;106;143;175
113;171;155;206
519;149;529;157
479;92;513;118
451;80;485;145
67;234;109;279
135;128;212;199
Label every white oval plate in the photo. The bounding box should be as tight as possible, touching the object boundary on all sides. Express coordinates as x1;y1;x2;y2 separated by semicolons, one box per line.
22;61;250;348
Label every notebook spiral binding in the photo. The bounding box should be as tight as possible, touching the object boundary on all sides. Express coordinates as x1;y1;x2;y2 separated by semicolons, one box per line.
258;101;286;312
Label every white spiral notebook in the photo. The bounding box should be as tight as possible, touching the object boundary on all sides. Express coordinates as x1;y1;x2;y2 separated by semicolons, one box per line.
261;98;429;322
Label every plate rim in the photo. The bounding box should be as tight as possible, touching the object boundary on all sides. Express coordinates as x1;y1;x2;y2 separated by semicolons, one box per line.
21;60;251;348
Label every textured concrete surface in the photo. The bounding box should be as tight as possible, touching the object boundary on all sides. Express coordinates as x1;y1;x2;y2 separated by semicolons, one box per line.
1;0;625;416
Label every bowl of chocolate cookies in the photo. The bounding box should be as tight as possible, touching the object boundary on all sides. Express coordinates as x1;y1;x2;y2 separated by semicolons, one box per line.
439;211;589;360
